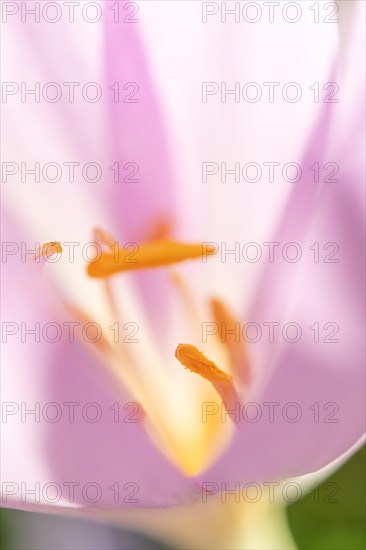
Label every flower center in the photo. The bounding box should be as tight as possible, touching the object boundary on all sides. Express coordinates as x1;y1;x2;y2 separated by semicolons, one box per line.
39;229;249;476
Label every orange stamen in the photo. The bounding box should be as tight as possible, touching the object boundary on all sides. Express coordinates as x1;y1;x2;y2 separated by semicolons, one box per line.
175;343;240;415
211;298;251;386
87;240;217;278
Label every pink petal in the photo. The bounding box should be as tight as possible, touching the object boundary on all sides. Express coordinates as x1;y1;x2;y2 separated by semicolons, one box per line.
204;50;365;483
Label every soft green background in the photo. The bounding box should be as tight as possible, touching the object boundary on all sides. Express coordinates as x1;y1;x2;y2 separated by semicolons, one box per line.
288;445;365;550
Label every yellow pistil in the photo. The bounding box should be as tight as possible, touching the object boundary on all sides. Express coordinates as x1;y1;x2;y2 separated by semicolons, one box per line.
87;240;217;278
175;343;240;415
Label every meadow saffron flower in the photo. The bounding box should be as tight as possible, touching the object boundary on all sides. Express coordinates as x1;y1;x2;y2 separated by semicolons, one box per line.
2;1;364;539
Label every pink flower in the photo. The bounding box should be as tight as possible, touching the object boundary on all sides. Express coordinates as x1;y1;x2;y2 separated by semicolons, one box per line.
1;0;364;520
